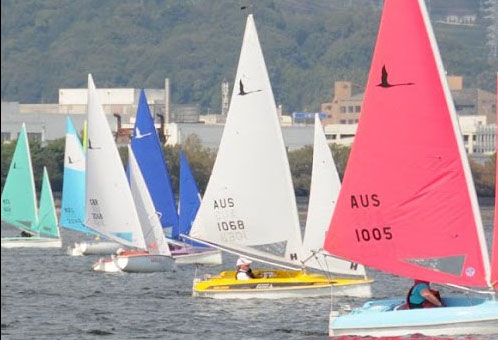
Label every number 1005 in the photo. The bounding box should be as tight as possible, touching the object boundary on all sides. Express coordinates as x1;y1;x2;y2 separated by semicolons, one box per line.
355;227;392;242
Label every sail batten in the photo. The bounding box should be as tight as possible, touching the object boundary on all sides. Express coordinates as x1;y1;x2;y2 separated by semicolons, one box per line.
324;0;488;287
189;15;303;266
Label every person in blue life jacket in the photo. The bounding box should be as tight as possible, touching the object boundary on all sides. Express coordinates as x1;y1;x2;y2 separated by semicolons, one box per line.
407;279;444;309
236;257;256;280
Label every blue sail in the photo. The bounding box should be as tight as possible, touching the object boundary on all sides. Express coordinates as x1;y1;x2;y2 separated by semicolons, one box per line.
60;117;97;235
131;90;179;235
178;151;202;240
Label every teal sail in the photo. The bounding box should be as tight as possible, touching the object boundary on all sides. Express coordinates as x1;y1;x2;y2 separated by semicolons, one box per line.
1;123;38;233
60;117;96;234
36;167;60;238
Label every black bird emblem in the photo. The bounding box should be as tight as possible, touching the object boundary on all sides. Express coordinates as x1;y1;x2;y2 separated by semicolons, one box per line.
87;139;100;150
377;65;414;88
68;156;74;164
238;80;262;96
13;162;16;169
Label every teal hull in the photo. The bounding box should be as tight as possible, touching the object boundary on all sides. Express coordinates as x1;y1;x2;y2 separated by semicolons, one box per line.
330;295;498;337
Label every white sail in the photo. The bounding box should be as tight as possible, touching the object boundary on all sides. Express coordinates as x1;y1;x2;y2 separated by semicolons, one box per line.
128;146;171;256
64;129;85;172
189;15;303;266
302;115;366;276
84;74;145;249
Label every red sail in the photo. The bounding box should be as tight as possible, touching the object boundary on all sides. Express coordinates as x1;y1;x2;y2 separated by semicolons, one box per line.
324;0;489;287
492;74;498;290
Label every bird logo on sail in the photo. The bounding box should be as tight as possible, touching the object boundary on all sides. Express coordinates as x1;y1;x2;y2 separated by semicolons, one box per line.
87;139;100;150
238;79;262;96
377;65;414;88
134;127;152;139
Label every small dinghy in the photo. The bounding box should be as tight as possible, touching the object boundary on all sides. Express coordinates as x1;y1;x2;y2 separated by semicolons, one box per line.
130;90;221;265
84;75;174;273
61;117;120;256
1;124;62;248
325;0;498;337
187;14;372;299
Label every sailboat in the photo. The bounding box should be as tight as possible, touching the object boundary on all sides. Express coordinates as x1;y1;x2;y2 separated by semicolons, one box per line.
326;0;498;336
1;125;62;248
187;14;371;299
84;75;174;273
130;90;222;265
301;114;372;287
173;150;223;265
61;117;121;256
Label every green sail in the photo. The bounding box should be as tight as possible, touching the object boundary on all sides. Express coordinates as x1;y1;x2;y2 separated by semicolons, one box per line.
1;124;38;233
37;167;60;238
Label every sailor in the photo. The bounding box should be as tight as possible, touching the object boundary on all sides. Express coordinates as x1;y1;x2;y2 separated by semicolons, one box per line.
20;231;32;237
236;257;256;280
407;280;443;309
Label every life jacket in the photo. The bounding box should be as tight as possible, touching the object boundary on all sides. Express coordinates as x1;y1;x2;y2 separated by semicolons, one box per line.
406;283;441;309
236;268;256;280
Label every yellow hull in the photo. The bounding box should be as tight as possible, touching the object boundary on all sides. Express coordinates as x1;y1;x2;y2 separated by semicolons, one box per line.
193;270;373;299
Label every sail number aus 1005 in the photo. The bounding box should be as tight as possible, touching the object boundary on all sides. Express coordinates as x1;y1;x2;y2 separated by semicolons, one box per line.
355;227;392;242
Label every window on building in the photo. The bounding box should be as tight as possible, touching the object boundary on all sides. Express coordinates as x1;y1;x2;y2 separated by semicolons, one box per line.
355;119;359;123
25;132;42;142
326;134;337;140
355;105;361;112
340;119;347;124
348;119;355;124
340;106;346;113
348;106;354;113
472;135;476;141
1;132;11;142
463;135;469;142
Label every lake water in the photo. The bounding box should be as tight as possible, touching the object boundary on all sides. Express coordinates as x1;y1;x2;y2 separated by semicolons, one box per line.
1;200;497;340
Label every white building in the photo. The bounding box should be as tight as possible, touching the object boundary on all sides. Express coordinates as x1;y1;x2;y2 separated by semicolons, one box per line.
321;115;495;155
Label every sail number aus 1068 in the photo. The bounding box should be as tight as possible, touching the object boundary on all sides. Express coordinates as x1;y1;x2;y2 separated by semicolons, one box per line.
355;227;392;242
217;220;245;231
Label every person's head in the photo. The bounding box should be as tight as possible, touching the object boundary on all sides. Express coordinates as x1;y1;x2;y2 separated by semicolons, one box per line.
236;257;252;270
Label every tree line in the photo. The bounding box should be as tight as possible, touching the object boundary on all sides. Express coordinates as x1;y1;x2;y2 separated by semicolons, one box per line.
1;134;495;199
1;0;495;113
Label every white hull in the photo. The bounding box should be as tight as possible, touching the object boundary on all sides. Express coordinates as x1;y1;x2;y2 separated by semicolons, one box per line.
68;241;121;256
1;237;62;249
330;313;498;337
193;280;372;300
92;257;121;273
174;249;222;265
92;254;175;273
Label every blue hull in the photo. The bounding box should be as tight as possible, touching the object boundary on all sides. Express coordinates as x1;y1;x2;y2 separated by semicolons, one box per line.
330;295;498;337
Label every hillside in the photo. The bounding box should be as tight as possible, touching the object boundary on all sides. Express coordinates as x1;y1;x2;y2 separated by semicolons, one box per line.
1;0;495;113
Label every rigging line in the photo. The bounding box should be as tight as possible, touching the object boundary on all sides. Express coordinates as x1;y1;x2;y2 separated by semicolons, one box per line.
437;283;496;296
180;234;302;271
